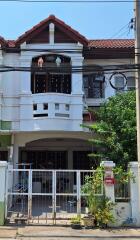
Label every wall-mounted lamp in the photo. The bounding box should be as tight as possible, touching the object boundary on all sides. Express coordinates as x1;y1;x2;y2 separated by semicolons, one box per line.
56;56;61;67
38;57;44;68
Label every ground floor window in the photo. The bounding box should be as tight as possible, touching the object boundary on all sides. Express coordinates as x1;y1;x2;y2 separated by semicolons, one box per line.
19;150;95;170
20;150;68;169
73;151;96;170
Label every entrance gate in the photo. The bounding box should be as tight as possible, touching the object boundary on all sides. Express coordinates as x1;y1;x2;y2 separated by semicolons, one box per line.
6;168;103;224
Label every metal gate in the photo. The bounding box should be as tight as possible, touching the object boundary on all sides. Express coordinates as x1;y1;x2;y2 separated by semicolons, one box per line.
5;168;103;224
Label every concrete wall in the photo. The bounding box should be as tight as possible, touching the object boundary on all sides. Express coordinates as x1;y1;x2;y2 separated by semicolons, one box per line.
0;161;7;225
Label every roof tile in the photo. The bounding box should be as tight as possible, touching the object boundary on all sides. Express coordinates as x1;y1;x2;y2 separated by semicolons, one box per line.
88;39;134;48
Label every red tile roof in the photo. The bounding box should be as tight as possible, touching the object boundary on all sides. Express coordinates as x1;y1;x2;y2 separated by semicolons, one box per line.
0;16;135;51
0;36;7;45
88;39;134;48
16;15;88;46
7;40;16;48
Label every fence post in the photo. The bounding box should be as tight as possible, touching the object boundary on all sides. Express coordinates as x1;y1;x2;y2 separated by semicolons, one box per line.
129;162;140;225
52;170;56;224
28;169;32;219
100;161;115;202
77;170;81;215
0;161;8;225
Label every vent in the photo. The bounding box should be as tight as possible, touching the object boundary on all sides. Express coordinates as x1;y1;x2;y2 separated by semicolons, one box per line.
34;113;48;118
55;113;69;118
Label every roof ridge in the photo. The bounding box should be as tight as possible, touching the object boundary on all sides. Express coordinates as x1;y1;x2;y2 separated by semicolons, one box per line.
15;15;88;46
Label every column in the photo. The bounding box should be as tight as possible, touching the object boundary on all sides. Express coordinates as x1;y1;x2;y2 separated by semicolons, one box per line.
20;56;32;94
19;56;33;127
49;23;54;44
100;161;115;202
129;162;140;225
71;56;84;95
0;48;3;94
0;161;8;225
0;48;3;123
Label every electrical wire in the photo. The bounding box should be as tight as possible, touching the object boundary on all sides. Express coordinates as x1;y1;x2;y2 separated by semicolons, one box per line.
110;22;130;39
0;63;139;73
1;47;137;53
0;0;137;2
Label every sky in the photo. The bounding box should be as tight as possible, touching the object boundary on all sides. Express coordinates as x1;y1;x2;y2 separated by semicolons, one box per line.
0;0;134;40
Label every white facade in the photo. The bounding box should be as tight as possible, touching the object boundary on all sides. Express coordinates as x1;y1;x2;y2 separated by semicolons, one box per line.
0;16;137;226
0;16;135;169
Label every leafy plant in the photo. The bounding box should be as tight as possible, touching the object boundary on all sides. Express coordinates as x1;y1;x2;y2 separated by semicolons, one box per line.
71;215;81;224
82;167;115;227
82;166;134;227
83;91;136;168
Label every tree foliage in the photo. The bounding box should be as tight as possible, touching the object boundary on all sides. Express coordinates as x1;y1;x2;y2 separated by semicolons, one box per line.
87;91;137;167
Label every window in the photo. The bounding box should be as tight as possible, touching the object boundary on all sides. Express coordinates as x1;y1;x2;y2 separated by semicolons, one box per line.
115;76;125;92
55;103;59;110
43;103;48;110
33;104;37;111
20;150;68;169
83;74;104;98
115;76;135;93
48;74;71;94
65;104;70;111
31;74;48;93
127;77;135;90
31;54;71;94
73;151;97;172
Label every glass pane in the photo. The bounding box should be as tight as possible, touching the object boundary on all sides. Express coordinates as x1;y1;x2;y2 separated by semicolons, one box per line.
127;77;135;90
115;76;124;88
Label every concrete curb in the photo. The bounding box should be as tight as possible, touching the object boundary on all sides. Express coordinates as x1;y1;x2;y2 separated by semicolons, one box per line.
17;234;140;238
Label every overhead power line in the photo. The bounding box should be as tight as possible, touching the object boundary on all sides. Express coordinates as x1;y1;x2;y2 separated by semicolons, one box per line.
110;22;131;39
0;0;137;3
0;47;136;53
0;63;139;73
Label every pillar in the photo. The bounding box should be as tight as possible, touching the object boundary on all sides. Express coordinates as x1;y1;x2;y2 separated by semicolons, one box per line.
0;48;3;122
19;55;33;126
100;161;115;202
0;161;8;225
129;161;140;225
71;56;84;95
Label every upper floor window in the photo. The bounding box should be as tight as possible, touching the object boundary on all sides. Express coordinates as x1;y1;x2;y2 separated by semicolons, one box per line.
127;77;135;91
83;73;105;98
115;76;135;93
31;54;71;94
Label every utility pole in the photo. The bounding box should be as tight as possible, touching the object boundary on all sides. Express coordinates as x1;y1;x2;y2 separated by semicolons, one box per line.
135;0;140;223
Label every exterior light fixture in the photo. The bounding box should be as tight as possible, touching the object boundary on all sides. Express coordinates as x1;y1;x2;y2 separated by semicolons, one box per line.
56;56;61;67
38;57;44;68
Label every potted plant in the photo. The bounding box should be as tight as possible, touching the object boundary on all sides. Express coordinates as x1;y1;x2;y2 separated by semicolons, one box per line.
70;215;82;229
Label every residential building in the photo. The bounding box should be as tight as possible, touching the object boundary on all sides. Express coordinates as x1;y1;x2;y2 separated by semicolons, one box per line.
0;15;135;170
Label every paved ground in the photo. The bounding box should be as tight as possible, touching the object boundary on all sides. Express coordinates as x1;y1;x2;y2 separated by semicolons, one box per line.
1;226;140;239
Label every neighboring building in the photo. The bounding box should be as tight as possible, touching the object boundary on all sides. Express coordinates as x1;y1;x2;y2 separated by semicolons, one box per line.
0;15;135;170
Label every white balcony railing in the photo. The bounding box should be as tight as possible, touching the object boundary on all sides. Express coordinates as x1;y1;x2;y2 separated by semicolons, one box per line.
32;93;83;120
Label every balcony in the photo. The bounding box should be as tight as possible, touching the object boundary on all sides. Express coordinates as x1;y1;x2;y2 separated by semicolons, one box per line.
20;92;83;131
